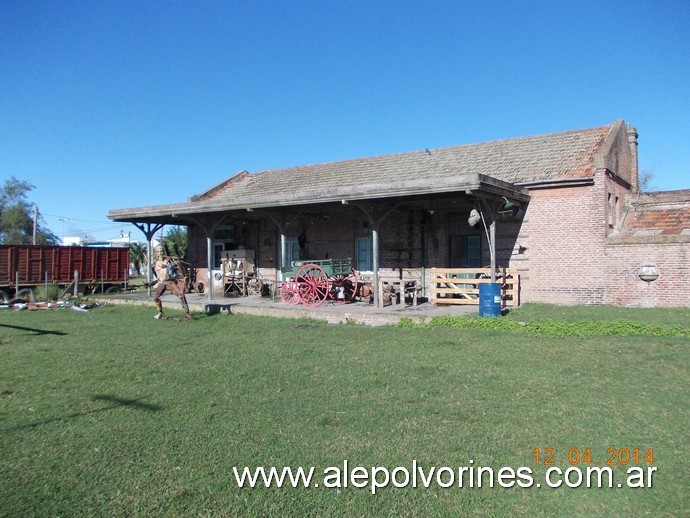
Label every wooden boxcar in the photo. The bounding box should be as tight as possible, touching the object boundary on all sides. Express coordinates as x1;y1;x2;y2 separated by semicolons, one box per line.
0;245;129;302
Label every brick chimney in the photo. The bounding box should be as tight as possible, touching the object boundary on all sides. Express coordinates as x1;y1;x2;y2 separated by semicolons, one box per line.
627;124;639;193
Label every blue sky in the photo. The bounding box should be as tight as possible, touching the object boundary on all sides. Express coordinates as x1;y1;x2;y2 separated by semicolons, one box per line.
2;0;689;242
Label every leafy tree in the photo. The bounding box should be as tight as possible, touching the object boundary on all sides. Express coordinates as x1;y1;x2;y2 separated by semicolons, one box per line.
0;177;58;245
162;225;187;258
128;243;148;274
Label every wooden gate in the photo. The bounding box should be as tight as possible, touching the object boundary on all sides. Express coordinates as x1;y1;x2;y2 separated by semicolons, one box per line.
429;267;519;306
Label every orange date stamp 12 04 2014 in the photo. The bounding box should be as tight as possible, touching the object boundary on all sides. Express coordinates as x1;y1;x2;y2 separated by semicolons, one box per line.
532;448;654;466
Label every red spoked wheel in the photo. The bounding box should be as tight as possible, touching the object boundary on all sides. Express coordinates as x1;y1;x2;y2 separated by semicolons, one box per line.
330;269;358;303
280;281;300;305
296;263;329;307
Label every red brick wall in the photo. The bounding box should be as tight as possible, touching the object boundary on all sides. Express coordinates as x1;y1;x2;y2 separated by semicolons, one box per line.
187;226;207;265
604;240;690;307
183;178;689;307
513;175;609;305
508;172;690;307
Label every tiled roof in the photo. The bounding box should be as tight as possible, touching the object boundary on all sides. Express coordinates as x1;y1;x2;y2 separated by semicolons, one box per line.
196;125;612;203
622;190;690;236
109;122;615;221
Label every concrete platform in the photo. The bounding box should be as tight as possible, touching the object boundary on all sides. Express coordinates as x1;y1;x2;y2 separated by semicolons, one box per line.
103;291;479;326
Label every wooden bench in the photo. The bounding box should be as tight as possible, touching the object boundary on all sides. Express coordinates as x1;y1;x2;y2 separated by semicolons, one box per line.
377;279;419;308
370;268;422;307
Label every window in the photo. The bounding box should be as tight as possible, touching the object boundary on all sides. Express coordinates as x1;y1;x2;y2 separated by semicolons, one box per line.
212;224;236;267
213;241;235;267
356;237;373;271
466;235;482;267
448;213;482;267
448;235;482;267
607;193;620;228
286;239;301;264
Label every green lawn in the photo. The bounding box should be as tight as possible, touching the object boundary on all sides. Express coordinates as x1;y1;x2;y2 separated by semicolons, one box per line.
1;304;688;516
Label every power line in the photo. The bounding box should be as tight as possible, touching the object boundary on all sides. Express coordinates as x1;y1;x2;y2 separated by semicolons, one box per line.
42;213;116;225
73;225;125;233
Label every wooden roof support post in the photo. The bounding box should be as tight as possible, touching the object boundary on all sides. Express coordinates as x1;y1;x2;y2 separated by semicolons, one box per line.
353;202;400;308
264;212;287;280
206;235;214;300
133;222;165;297
189;215;231;301
372;223;380;306
479;198;498;283
490;219;496;283
187;218;213;301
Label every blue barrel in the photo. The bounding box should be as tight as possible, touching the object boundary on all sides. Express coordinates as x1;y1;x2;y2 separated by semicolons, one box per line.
478;282;501;317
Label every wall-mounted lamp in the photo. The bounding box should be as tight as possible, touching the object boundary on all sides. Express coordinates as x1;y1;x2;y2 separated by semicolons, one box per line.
468;209;481;227
502;196;515;209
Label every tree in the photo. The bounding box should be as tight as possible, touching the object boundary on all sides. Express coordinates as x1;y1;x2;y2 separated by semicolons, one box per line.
0;177;58;245
162;225;187;258
638;169;656;192
128;243;147;275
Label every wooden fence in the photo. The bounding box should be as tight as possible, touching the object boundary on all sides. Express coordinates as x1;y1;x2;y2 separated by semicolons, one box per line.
429;267;519;306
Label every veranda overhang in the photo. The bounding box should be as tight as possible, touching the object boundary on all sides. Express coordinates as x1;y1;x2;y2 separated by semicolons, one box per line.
108;172;529;225
109;171;529;304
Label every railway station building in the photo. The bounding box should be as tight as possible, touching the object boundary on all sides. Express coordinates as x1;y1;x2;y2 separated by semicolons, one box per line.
109;119;690;308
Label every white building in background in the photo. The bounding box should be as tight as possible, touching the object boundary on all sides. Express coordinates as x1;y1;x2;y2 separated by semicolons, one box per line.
61;231;154;248
62;236;84;246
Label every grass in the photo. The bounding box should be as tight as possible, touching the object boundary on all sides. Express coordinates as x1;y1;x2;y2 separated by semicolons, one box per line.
1;304;688;516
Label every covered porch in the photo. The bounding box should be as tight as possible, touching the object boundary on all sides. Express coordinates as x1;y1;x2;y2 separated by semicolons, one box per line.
109;171;529;309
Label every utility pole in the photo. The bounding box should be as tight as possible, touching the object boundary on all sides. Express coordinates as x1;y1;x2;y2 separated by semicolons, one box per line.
59;218;68;245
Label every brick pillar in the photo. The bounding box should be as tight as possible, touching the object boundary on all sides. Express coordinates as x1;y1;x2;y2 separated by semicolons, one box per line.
627;124;639;193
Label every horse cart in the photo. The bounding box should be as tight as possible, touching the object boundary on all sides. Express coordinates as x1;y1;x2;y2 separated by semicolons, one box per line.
280;258;358;307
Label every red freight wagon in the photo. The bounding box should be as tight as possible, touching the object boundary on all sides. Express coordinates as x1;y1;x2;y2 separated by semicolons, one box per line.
0;245;129;303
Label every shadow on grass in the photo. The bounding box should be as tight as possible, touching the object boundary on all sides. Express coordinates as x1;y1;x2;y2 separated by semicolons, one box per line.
0;323;67;336
203;304;233;316
91;394;164;411
3;394;164;431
